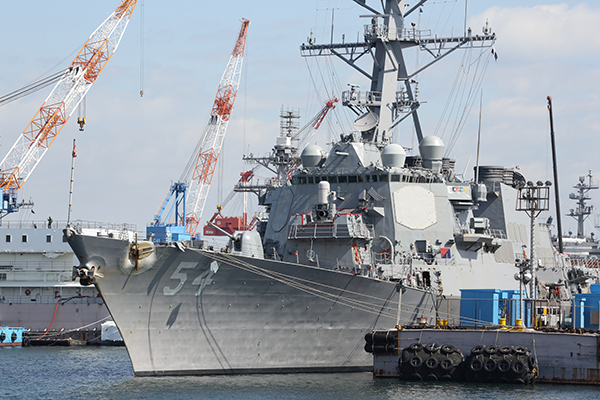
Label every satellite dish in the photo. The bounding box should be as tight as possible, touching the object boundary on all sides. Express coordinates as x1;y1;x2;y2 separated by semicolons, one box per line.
353;111;379;132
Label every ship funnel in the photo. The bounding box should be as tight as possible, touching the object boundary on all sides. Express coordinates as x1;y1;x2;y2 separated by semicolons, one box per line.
318;181;330;204
419;135;445;172
381;143;406;168
301;145;326;168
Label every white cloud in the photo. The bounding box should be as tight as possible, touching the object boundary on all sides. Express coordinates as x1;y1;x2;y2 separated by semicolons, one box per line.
472;3;600;60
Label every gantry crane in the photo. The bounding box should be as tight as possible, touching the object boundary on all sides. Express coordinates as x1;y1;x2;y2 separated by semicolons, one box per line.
0;0;138;219
148;19;249;243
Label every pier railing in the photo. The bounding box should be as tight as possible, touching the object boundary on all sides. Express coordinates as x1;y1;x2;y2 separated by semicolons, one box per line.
0;219;136;232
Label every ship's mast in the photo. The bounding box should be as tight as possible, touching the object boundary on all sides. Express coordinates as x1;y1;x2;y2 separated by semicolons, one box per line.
568;171;598;239
300;0;495;144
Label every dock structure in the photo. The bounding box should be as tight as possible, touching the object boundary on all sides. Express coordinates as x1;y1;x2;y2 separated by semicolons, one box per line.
371;327;600;384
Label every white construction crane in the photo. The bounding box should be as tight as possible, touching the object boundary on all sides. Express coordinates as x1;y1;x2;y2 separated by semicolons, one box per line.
0;0;138;218
148;19;249;242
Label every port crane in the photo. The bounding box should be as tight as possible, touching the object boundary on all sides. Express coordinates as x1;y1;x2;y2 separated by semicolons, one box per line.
0;0;138;219
148;19;249;243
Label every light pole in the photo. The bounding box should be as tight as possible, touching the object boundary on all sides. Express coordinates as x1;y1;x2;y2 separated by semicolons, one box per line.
516;180;551;324
517;181;551;297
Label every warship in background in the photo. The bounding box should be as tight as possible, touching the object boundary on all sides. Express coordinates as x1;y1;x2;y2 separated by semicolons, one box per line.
65;0;591;376
553;171;600;286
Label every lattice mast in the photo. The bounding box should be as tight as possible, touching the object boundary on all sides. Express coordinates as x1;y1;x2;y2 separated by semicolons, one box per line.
0;0;138;198
180;19;249;236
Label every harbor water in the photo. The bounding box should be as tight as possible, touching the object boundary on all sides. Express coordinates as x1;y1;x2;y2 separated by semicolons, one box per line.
1;346;599;399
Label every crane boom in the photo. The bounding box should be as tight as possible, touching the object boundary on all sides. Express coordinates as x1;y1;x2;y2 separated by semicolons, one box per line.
295;97;338;151
148;19;249;243
0;0;138;216
183;19;249;236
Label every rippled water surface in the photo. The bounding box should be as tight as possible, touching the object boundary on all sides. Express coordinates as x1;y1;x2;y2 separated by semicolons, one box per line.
1;346;598;400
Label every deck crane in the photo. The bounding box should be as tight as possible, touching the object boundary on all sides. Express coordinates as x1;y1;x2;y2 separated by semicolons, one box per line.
204;98;338;237
147;19;249;243
242;97;338;185
0;0;138;219
294;97;338;152
203;168;256;236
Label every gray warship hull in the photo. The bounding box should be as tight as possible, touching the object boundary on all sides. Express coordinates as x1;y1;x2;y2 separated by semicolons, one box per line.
67;231;436;375
65;0;584;377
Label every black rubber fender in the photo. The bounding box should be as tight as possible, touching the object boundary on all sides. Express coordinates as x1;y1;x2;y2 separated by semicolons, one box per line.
424;343;440;354
471;345;485;355
470;358;483;372
424;373;439;381
408;373;423;381
515;346;528;355
425;356;439;369
440;357;454;371
408;342;423;352
498;358;511;373
409;355;423;368
440;344;457;355
511;359;526;374
483;358;497;373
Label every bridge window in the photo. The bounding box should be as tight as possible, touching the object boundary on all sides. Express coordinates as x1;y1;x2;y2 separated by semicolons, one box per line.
348;175;358;183
391;174;400;182
338;176;347;183
379;174;388;182
5;235;11;243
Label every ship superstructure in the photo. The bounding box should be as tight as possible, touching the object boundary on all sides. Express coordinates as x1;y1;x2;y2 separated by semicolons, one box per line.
64;1;582;376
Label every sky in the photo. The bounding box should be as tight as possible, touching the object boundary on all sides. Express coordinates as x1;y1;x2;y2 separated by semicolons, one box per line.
0;0;599;241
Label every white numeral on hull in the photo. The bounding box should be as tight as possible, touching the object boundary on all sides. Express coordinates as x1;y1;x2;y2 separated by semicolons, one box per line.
163;261;219;296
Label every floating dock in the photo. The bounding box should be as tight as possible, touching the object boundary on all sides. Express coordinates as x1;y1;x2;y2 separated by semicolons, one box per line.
369;327;600;384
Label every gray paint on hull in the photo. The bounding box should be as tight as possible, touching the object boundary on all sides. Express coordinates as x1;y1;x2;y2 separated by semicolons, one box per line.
67;232;435;375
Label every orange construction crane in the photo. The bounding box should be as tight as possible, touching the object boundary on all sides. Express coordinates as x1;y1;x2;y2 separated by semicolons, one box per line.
0;0;138;218
148;19;249;243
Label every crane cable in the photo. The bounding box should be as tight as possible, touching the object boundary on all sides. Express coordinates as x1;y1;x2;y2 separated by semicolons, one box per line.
0;70;64;107
0;38;85;108
140;0;145;97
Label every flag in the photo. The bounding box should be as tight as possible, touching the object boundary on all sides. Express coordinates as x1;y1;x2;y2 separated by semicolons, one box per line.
491;46;498;61
72;142;77;158
441;248;451;259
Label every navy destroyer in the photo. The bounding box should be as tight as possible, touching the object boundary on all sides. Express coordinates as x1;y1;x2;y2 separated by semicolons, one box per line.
65;0;581;376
